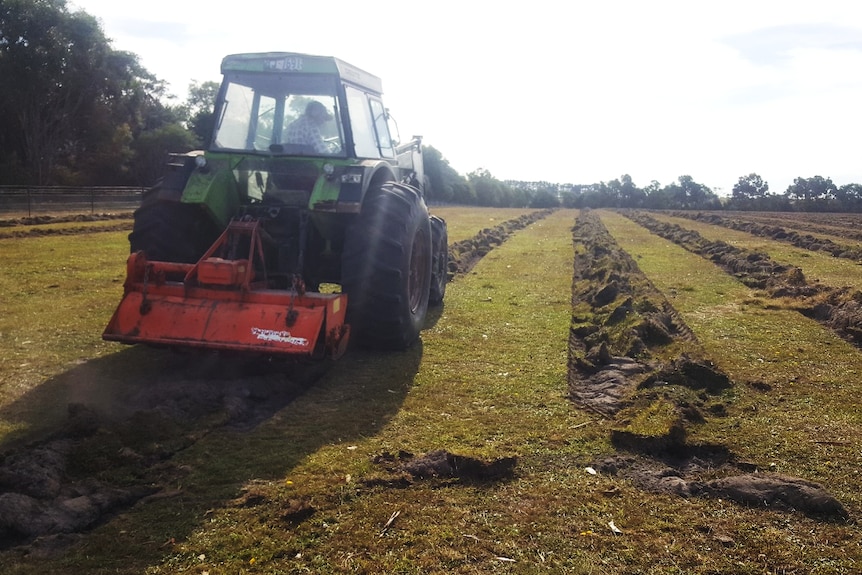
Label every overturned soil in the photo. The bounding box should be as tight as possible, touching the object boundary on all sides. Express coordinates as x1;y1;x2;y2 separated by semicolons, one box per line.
625;211;862;348
0;355;330;550
367;450;517;486
569;209;849;521
669;210;862;262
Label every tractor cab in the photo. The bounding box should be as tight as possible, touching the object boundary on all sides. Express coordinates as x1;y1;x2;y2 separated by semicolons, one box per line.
212;53;396;162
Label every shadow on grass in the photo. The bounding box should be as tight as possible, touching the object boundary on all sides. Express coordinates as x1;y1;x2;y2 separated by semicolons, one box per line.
0;345;183;450
0;340;422;569
423;301;445;330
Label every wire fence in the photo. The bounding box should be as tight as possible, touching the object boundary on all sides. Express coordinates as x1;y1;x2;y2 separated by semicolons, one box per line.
0;186;145;217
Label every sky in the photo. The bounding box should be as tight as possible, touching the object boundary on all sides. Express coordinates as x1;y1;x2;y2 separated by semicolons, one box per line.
69;0;862;195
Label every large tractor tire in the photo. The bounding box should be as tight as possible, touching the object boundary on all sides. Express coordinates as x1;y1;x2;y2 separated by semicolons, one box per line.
342;182;432;350
129;186;218;264
429;215;448;306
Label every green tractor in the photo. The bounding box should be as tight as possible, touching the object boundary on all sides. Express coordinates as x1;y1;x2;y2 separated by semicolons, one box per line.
103;52;447;358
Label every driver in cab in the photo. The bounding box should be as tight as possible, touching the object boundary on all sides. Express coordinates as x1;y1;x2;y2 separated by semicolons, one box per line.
285;100;336;154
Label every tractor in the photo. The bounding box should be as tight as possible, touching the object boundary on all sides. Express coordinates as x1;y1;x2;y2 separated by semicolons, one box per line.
103;52;448;359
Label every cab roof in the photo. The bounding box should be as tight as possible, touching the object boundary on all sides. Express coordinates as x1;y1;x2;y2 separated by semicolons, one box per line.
220;52;383;95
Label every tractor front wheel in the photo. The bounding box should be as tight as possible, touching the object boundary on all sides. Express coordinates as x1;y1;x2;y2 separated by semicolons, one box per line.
429;215;448;306
342;182;432;350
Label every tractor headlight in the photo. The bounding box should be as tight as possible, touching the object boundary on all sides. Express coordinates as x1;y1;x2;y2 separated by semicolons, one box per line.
323;163;335;177
195;155;208;170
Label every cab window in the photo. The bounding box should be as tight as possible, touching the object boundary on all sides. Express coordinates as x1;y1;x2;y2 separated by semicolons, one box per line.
345;86;395;159
345;85;377;158
369;98;394;158
212;73;344;156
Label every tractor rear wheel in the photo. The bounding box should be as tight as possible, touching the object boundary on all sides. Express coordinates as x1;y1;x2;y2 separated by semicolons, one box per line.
342;182;432;350
129;186;217;263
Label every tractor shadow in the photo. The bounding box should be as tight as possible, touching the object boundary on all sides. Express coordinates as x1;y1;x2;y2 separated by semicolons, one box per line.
423;301;445;329
0;340;421;560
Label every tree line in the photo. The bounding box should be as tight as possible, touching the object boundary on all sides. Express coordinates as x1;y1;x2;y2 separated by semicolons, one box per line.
422;159;862;213
0;0;215;187
3;1;860;212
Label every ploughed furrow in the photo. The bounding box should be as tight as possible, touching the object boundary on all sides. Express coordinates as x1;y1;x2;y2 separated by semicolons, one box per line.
722;213;862;243
570;209;704;417
0;357;330;551
722;211;862;234
625;210;862;348
0;213;132;228
666;210;862;262
569;209;847;520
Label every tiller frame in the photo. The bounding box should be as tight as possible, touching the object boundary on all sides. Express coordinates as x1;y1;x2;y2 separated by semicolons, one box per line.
103;218;350;359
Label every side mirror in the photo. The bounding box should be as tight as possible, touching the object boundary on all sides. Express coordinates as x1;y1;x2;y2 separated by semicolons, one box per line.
387;110;402;147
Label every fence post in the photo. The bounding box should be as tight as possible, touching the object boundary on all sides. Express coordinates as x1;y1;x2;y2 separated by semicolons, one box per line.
27;188;31;217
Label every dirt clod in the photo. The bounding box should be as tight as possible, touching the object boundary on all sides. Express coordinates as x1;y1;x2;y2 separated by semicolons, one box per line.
592;454;846;520
698;474;849;520
371;450;517;484
639;358;731;393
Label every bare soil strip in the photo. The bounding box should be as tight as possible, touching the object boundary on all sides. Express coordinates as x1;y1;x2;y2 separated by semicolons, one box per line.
625;210;862;348
570;209;847;520
0;214;133;238
0;354;329;551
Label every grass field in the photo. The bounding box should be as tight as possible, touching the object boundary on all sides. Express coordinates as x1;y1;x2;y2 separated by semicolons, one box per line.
1;208;861;574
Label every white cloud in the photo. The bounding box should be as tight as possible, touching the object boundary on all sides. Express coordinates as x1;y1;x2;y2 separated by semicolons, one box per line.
70;0;862;192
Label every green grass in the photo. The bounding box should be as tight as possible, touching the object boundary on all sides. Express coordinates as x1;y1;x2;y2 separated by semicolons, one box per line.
2;209;862;573
0;231;130;440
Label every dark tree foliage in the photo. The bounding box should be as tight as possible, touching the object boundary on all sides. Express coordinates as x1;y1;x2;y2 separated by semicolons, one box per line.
831;183;862;212
423;145;467;204
732;173;769;200
784;175;837;212
529;189;560;208
184;80;220;145
0;0;186;185
468;168;516;207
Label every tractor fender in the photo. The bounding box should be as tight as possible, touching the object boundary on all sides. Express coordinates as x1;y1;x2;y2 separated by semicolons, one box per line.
364;161;397;192
149;151;206;203
141;151;208;206
181;163;241;229
314;160;397;213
